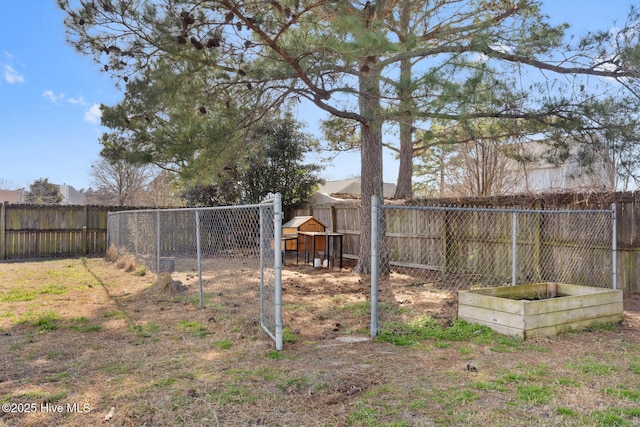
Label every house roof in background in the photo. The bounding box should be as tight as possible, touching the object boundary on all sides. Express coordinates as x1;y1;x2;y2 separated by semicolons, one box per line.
316;177;396;198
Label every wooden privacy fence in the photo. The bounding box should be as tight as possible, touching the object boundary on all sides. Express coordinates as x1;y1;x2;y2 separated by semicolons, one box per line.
0;204;118;259
292;193;640;292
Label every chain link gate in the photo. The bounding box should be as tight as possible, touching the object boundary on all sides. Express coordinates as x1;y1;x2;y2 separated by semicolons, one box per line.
370;196;616;338
107;194;283;350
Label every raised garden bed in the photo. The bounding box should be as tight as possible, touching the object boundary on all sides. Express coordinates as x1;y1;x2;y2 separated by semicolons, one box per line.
458;283;623;339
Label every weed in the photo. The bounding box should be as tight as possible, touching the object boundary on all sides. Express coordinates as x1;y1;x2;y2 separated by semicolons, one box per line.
282;327;299;344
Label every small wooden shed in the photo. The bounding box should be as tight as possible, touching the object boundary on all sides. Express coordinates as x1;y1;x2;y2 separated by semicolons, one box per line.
282;216;326;251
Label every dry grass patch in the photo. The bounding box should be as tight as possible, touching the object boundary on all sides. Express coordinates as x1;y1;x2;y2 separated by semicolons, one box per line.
0;258;639;426
104;245;118;263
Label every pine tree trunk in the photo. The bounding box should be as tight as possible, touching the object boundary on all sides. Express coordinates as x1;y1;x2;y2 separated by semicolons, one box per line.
353;65;387;275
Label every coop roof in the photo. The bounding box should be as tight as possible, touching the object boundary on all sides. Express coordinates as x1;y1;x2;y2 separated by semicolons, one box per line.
282;216;327;229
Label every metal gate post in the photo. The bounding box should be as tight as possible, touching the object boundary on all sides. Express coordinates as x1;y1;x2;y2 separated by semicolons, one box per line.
612;203;617;290
370;195;379;339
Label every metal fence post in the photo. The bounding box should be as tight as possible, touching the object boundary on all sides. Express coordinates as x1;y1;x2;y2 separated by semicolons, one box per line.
612;203;617;290
512;211;518;286
195;210;204;309
156;211;161;275
273;193;283;351
134;211;139;257
370;195;379;339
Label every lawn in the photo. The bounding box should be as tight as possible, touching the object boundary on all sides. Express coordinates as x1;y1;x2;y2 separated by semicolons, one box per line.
0;256;639;426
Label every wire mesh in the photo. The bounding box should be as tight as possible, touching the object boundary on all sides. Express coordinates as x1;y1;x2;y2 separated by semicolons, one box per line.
371;198;614;335
106;197;282;348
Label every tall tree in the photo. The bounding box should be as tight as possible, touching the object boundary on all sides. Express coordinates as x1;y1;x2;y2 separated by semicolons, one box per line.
26;178;63;205
60;0;640;273
181;114;323;209
89;157;155;206
240;113;324;209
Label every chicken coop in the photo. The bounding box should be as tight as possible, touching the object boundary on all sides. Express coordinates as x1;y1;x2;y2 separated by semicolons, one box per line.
282;216;326;251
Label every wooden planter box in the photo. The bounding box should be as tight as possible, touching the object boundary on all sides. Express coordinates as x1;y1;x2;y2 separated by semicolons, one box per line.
458;283;623;339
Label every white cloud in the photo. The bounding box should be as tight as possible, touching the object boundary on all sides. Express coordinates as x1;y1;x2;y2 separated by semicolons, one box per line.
3;64;25;84
2;51;25;84
68;96;88;106
42;90;65;104
84;104;102;124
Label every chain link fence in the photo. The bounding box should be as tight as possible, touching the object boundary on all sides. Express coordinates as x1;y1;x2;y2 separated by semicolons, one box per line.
370;196;616;337
107;194;283;349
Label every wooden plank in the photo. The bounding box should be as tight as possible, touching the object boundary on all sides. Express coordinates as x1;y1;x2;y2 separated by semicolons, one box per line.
458;310;525;338
525;302;623;329
523;290;623;315
458;304;525;330
526;314;624;339
459;291;526;315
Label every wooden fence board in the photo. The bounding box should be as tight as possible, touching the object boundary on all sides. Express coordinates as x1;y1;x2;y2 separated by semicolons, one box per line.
0;203;120;259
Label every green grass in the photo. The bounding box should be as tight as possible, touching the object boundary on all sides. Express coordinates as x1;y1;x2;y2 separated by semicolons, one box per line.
103;310;127;319
376;316;521;349
211;339;233;350
16;311;61;332
1;289;36;302
68;316;102;332
39;284;66;295
516;384;552;405
177;320;211;337
603;385;640;402
282;327;299;343
129;322;161;338
44;372;70;382
570;359;619;376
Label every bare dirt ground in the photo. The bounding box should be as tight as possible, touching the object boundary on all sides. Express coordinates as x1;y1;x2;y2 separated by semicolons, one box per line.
0;256;639;426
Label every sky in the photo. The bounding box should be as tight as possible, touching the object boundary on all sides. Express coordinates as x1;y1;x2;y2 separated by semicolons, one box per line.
0;1;635;191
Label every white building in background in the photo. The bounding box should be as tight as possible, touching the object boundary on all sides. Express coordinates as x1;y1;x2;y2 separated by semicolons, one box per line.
0;184;85;205
58;184;85;205
505;141;615;195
